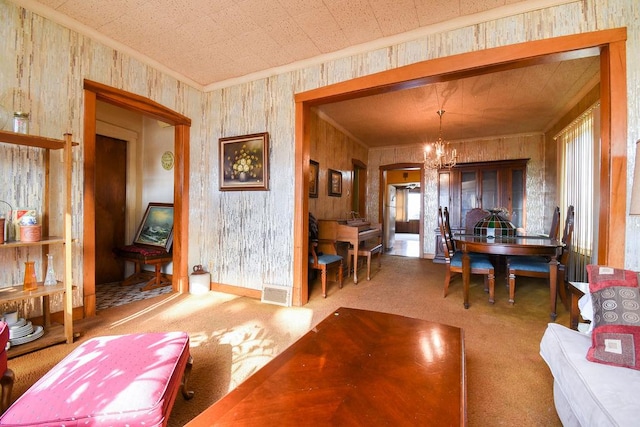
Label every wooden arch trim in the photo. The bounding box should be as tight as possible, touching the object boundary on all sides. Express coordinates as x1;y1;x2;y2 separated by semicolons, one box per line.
82;79;191;317
293;28;627;306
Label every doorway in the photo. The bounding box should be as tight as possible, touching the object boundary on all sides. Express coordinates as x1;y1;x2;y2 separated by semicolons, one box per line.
82;79;191;317
380;165;423;258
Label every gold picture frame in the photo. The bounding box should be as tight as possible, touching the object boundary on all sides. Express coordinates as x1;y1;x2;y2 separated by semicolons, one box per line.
309;160;319;198
328;169;342;197
220;132;269;191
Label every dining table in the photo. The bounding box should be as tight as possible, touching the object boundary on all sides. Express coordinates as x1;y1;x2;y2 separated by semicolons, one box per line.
453;234;564;320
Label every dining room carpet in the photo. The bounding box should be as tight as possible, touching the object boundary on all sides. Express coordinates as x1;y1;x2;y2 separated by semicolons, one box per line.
96;280;173;311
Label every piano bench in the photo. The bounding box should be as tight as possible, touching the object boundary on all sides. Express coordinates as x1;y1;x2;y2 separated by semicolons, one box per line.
348;243;383;282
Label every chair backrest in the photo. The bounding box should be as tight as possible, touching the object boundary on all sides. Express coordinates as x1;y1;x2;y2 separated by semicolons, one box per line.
443;207;456;253
548;206;560;240
559;205;575;265
437;207;454;258
465;208;489;233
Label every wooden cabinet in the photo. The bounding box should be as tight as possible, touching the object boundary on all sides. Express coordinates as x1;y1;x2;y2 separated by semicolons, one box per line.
438;159;528;231
0;130;74;357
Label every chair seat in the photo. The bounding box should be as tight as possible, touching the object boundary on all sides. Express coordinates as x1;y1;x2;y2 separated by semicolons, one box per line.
506;255;548;264
508;257;550;273
450;252;494;269
310;254;342;265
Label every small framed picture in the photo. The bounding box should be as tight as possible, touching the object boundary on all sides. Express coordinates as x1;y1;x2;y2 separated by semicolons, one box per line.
134;203;174;251
220;132;269;191
328;169;342;197
309;160;319;198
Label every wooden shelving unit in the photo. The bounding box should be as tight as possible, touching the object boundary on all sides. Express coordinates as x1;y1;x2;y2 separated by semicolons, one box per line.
0;130;74;358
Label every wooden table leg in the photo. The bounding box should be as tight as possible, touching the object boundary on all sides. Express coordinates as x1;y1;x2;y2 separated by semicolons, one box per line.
569;284;585;330
548;258;559;321
461;247;470;309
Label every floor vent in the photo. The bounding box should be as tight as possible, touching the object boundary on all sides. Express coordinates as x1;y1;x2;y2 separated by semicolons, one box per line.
261;284;292;307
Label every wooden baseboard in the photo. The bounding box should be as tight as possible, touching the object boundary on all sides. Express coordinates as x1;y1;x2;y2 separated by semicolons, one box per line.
210;282;261;299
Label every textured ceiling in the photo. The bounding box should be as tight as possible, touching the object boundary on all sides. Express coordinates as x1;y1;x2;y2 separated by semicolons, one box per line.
26;0;534;87
15;0;598;146
318;55;600;146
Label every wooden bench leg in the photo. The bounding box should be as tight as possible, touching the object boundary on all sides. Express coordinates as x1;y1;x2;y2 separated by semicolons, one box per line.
181;356;195;400
1;368;15;413
141;263;172;291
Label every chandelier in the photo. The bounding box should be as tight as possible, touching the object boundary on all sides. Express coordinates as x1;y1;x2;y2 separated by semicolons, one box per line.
423;109;457;170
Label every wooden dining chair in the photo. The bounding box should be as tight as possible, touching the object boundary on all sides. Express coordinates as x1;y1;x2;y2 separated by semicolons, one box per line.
438;207;496;303
309;239;343;298
506;205;575;305
464;208;490;234
547;206;561;239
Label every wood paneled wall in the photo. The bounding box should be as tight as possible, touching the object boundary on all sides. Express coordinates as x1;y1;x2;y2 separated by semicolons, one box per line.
308;110;368;221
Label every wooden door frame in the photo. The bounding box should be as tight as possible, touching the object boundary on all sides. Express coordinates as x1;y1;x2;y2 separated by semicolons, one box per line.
82;79;191;317
379;163;425;258
293;28;627;306
352;158;367;217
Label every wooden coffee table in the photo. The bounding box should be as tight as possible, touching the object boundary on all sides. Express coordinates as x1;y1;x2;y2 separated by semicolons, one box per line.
186;307;466;426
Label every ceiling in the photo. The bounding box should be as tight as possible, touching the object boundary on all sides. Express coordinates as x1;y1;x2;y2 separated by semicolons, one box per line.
318;56;600;147
16;0;599;146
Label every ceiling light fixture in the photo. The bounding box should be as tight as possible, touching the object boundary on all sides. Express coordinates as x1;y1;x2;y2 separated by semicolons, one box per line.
424;109;457;170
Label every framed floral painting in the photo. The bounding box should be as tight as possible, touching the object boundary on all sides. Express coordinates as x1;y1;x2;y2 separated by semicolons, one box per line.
220;132;269;190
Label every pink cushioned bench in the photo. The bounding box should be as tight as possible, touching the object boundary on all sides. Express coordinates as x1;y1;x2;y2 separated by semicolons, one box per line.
0;331;193;427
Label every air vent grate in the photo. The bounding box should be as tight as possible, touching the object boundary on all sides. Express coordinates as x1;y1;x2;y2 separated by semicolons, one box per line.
261;284;292;307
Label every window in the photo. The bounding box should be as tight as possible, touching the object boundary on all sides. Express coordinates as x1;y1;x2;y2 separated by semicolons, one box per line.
407;192;421;220
557;102;600;282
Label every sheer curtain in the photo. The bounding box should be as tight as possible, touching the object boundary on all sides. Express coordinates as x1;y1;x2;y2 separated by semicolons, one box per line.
396;188;408;222
556;102;600;282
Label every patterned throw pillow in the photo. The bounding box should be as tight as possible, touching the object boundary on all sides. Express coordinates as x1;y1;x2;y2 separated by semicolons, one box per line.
586;264;640;369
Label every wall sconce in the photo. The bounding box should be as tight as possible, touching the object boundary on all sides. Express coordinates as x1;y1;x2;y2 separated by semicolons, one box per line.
630;140;640;215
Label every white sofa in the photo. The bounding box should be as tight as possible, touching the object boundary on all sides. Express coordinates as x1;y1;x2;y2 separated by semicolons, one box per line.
540;323;640;426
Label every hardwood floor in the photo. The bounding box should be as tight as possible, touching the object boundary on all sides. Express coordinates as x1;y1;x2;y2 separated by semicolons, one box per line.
387;233;419;257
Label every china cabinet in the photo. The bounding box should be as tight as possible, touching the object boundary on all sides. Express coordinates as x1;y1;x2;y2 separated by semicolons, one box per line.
0;130;74;357
434;159;527;263
439;159;528;230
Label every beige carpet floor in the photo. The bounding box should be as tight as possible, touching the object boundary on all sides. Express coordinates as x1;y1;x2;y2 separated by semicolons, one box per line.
6;255;566;426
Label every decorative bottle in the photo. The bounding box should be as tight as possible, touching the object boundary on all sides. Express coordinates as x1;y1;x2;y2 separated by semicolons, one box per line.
23;261;37;291
44;254;57;286
5;216;15;242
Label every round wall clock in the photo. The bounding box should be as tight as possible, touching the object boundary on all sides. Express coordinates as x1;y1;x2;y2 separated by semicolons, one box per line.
161;151;174;170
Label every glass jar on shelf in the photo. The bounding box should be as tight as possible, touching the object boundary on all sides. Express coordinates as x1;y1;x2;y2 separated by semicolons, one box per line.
12;112;29;134
44;254;57;286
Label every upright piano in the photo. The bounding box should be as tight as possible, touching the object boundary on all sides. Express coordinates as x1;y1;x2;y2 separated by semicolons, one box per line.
318;219;382;284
